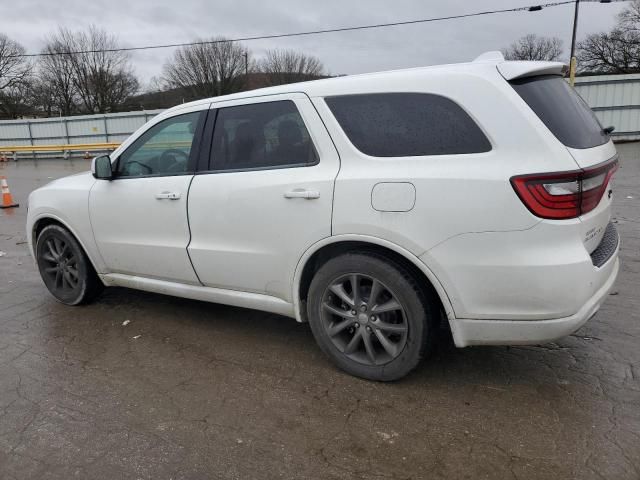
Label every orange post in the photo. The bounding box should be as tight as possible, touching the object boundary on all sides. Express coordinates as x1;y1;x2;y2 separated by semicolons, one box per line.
0;176;19;209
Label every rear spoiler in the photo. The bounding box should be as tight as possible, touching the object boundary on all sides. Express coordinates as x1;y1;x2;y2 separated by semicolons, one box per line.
473;51;566;81
497;61;566;81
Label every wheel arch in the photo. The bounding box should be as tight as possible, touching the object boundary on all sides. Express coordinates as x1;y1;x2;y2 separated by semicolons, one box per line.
31;214;103;276
293;235;455;325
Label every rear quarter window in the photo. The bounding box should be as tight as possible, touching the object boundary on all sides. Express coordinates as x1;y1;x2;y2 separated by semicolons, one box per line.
510;75;608;149
325;92;491;157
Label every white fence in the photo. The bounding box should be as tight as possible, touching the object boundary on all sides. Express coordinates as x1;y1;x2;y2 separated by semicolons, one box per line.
575;73;640;142
0;110;164;148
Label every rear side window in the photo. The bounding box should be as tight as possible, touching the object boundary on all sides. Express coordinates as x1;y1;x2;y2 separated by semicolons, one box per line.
210;100;318;171
325;93;491;157
510;75;608;149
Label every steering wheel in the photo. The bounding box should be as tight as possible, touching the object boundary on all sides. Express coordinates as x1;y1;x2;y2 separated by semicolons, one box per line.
123;160;152;175
160;149;189;172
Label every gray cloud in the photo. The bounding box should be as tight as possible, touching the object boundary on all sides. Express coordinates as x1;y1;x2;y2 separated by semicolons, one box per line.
0;0;625;87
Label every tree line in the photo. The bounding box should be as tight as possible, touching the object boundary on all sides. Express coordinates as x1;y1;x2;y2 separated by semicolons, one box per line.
0;28;325;119
503;0;640;72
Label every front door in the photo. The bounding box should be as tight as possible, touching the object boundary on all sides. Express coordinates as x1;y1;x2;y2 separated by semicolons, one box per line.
89;107;207;284
187;94;340;301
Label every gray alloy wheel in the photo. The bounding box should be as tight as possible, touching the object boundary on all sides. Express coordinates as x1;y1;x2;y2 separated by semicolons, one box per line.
320;273;408;366
36;224;103;305
308;252;437;381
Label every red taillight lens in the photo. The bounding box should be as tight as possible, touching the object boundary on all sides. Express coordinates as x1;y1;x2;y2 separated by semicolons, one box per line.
511;158;618;220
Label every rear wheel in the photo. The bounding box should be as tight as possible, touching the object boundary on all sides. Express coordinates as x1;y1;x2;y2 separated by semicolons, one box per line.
307;252;437;381
36;224;103;305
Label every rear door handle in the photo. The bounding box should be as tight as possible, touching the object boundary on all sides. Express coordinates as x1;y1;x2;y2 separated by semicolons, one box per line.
284;189;320;200
155;191;181;200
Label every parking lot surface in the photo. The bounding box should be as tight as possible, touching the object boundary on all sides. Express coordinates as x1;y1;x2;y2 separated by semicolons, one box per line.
0;147;639;480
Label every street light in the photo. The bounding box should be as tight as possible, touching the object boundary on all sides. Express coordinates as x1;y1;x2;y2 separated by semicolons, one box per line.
569;0;617;86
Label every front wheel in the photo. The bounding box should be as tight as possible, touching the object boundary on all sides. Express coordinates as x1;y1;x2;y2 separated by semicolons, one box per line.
307;252;438;381
36;224;103;305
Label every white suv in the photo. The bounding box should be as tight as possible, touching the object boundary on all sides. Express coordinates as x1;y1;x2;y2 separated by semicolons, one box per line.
26;52;619;380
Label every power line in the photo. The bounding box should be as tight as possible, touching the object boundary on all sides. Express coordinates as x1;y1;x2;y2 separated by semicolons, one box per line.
9;1;578;59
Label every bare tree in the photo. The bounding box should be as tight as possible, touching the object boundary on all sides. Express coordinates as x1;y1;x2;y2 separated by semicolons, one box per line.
0;77;37;118
575;0;640;73
577;29;640;73
145;76;164;93
619;0;640;31
24;79;55;116
37;35;79;115
257;49;325;86
40;27;139;114
503;34;563;61
0;33;31;91
162;38;248;99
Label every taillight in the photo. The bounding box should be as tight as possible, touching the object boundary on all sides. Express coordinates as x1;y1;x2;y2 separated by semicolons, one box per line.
511;157;618;220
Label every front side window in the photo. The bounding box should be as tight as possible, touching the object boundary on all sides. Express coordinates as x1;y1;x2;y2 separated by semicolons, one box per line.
210;100;318;171
116;111;203;177
325;93;491;157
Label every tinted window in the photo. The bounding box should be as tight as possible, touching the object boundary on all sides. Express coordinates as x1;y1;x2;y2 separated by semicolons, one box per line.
210;100;318;171
510;75;608;149
325;93;491;157
117;111;203;177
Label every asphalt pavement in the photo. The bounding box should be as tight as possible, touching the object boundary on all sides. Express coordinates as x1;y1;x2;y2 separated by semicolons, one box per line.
0;147;638;479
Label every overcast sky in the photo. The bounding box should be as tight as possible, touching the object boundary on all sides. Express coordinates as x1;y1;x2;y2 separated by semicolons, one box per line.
0;0;625;88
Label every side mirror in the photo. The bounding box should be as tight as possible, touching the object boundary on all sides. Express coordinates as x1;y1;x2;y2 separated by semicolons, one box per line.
92;155;113;180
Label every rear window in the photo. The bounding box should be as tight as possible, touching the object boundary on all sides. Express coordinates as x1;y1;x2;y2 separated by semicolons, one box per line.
510;75;608;149
325;93;491;157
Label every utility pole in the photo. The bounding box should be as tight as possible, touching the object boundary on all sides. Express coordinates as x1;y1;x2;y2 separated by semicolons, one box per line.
568;0;613;87
569;0;580;86
244;51;249;77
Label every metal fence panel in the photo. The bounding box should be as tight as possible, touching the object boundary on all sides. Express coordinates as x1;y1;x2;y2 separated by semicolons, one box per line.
0;110;164;157
30;121;66;140
33;137;65;146
76;135;110;144
66;118;105;138
0;123;29;142
108;115;150;133
574;74;640;141
107;133;137;143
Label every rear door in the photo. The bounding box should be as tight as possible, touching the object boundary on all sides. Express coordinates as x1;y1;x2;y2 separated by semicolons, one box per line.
187;93;339;302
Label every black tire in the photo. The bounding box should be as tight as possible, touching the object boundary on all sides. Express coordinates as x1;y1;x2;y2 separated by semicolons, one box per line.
307;252;438;381
36;224;104;305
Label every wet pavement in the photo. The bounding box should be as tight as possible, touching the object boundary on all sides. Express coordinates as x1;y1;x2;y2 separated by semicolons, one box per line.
0;148;639;480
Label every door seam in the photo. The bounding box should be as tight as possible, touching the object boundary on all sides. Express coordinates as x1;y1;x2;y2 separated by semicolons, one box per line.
184;174;204;286
305;94;341;236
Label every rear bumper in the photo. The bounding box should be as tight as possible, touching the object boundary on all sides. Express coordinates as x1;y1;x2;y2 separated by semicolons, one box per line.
422;215;620;347
449;257;619;347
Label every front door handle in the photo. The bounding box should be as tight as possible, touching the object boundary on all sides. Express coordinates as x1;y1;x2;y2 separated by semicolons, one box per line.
284;189;320;200
155;191;181;200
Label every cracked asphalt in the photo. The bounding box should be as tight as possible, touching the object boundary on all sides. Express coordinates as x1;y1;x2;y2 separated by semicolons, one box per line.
0;146;639;480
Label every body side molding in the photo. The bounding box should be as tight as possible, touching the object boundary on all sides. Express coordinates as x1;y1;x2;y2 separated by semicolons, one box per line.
101;273;296;318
